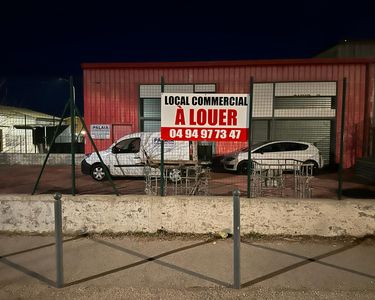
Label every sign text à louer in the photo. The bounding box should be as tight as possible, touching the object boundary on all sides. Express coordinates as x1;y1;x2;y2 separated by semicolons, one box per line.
161;93;249;142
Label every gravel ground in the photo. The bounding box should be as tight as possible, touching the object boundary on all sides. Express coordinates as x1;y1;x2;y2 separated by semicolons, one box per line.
1;285;375;300
1;235;374;299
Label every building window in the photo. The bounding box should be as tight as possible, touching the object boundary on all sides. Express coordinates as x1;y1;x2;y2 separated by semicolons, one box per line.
139;83;216;132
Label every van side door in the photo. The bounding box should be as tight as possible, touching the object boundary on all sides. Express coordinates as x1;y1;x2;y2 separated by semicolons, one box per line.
110;137;144;176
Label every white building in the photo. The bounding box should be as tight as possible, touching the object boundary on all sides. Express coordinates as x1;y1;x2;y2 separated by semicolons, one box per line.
0;105;63;153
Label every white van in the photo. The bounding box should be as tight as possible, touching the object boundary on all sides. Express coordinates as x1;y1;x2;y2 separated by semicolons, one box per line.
81;132;191;181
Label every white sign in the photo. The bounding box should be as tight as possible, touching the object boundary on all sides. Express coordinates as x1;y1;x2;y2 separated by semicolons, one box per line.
161;93;249;142
90;124;110;139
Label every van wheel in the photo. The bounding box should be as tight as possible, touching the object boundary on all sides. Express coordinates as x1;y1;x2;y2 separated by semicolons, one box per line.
91;163;108;181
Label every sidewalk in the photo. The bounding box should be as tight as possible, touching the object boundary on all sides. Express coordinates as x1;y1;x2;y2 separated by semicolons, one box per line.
0;234;374;299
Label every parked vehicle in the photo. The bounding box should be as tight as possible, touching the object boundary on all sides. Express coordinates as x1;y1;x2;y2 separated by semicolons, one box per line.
221;141;324;174
81;132;191;181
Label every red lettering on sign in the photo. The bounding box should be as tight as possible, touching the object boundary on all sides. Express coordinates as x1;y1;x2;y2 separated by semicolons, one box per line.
189;109;196;125
227;109;237;126
175;106;186;125
188;108;238;126
197;109;206;125
218;110;226;126
207;110;218;126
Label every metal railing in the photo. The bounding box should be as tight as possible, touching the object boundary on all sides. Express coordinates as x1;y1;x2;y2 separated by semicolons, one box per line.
144;164;210;196
250;159;314;198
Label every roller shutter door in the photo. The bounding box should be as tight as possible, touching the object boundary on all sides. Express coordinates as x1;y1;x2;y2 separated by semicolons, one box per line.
273;120;333;164
252;120;268;144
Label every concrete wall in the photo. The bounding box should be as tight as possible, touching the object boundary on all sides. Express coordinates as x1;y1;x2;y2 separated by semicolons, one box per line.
0;153;85;165
1;195;374;237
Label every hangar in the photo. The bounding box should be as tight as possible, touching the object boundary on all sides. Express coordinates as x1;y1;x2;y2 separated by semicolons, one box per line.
82;58;375;168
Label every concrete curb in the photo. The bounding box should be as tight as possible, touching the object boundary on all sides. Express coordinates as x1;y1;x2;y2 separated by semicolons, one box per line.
0;194;374;237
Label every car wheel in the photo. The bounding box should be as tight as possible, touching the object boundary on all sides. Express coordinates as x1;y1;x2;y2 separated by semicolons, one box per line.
237;160;252;175
302;160;319;176
91;163;108;181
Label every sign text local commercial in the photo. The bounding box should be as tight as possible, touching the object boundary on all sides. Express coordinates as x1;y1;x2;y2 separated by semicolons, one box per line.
161;93;249;142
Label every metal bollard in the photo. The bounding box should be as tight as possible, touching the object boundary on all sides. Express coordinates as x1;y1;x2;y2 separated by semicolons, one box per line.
54;192;64;288
233;189;241;289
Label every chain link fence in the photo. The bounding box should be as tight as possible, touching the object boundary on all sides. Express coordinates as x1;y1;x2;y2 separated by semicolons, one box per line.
130;79;341;198
2;77;374;199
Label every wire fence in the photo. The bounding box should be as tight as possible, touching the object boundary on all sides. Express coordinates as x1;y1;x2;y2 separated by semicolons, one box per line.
125;78;342;198
1;77;375;199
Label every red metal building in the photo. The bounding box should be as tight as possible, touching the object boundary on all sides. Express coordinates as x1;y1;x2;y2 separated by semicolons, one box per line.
82;58;375;168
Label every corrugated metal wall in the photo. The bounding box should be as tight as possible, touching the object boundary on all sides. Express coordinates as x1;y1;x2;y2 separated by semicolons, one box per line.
83;61;374;168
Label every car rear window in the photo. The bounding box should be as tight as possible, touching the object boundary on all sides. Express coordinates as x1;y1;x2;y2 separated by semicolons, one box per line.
280;142;308;151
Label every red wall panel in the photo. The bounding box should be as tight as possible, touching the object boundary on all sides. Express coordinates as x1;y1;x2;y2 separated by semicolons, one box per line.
83;60;374;168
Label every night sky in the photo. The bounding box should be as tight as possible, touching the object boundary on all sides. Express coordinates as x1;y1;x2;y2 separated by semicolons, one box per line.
1;0;375;116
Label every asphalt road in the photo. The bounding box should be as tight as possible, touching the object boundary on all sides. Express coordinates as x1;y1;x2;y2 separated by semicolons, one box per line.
0;235;374;299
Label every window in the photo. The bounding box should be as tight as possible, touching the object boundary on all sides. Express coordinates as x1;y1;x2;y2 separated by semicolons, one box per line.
140;98;161;132
255;142;308;153
255;143;282;153
278;142;308;151
113;138;140;153
143;120;161;132
142;99;161;118
139;84;216;132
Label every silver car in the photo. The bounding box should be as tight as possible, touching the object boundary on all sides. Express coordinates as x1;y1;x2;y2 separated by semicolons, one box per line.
222;141;324;174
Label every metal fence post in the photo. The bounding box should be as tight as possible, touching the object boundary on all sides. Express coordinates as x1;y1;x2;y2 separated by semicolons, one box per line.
233;189;241;289
247;77;254;198
24;115;27;153
160;76;165;196
54;192;64;288
32;101;70;195
338;78;347;200
69;76;76;196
